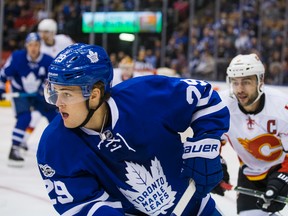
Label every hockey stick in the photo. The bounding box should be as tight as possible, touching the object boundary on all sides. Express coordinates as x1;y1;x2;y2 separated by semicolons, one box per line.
235;186;288;204
170;179;196;216
3;92;38;99
219;181;288;204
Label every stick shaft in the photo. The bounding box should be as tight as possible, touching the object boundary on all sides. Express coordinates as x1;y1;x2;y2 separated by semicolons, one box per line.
219;182;288;203
171;180;196;216
3;92;37;99
235;186;288;204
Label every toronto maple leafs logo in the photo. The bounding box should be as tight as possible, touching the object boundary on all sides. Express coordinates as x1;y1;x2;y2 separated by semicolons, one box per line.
119;157;176;216
39;164;55;177
87;50;99;63
22;73;41;93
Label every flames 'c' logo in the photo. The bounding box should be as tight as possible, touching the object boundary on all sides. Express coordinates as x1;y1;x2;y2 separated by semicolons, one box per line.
238;134;283;162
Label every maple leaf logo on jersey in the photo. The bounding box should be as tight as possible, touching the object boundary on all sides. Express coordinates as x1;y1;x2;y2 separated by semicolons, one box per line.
39;164;55;177
22;73;41;93
87;50;99;63
119;157;176;216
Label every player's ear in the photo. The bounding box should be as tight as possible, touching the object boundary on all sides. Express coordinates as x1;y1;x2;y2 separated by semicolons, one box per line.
259;75;264;88
89;87;101;108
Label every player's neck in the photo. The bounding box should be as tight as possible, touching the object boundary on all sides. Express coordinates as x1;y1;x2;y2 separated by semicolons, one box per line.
85;102;109;132
242;101;259;113
29;54;40;62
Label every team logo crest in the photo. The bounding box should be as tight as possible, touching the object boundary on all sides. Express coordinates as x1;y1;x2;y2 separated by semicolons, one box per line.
119;157;176;216
246;116;255;130
87;50;99;63
22;73;41;93
238;134;282;161
39;164;55;177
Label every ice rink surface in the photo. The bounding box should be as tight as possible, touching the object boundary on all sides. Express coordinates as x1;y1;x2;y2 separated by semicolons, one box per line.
0;105;288;216
0;106;57;216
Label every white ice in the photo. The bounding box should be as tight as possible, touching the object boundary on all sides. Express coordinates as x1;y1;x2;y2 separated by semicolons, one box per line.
0;106;287;216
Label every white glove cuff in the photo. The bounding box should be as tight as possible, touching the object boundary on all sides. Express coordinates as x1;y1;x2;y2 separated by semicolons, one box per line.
183;138;220;159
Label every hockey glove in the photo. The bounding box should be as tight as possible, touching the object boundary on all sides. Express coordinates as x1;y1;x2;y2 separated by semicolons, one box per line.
0;88;4;101
211;156;230;196
256;172;288;212
181;155;223;199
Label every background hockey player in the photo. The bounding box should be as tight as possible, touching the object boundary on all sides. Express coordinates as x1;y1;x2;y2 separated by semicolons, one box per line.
0;32;57;167
217;53;288;215
21;18;75;149
112;55;135;86
37;43;230;215
37;18;74;58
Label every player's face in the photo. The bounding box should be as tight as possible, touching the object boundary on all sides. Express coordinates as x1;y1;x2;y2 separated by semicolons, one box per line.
38;31;54;45
230;75;259;107
26;41;40;60
53;85;89;128
120;65;133;81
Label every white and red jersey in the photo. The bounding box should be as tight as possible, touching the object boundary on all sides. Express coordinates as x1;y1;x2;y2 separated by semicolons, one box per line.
40;34;74;58
220;87;288;180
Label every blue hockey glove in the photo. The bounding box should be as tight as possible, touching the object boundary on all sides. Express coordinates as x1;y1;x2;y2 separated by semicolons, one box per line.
181;155;223;199
0;88;4;100
211;156;230;196
256;172;288;212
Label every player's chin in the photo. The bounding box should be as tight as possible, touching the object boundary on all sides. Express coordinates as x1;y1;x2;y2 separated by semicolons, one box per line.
63;120;78;128
236;96;247;105
61;114;76;128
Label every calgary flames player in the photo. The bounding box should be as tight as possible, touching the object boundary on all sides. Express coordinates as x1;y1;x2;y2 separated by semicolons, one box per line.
217;53;288;216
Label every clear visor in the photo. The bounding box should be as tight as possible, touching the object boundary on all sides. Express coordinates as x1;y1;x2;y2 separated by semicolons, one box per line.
44;81;90;105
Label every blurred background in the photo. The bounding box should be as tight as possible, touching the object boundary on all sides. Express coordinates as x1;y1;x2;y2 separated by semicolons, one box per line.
0;0;288;85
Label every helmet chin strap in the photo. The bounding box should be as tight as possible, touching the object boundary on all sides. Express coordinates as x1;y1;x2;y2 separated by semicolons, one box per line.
249;79;264;106
250;88;263;106
78;97;105;128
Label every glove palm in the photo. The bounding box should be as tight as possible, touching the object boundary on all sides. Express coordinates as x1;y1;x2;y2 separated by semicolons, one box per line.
0;89;5;101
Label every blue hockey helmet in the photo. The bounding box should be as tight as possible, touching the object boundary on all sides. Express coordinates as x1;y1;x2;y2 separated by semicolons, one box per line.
25;32;41;44
47;43;113;97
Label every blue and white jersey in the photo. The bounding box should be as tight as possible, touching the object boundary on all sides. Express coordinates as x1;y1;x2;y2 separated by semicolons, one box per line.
37;75;229;216
0;49;53;94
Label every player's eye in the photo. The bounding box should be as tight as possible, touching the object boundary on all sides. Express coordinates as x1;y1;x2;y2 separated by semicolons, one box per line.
63;92;72;97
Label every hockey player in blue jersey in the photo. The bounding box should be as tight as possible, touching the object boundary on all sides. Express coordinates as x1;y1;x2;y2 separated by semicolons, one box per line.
0;32;57;167
37;43;230;215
